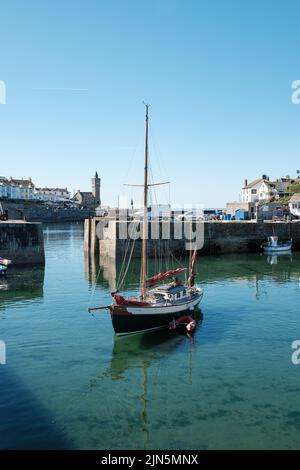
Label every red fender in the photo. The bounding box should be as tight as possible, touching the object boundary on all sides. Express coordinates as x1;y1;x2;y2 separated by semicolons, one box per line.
186;319;196;332
169;315;197;333
175;315;194;325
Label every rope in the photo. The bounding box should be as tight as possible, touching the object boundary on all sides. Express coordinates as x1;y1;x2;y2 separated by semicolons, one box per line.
167;243;185;269
116;220;138;289
116;220;139;290
116;237;132;290
88;261;103;309
117;236;137;290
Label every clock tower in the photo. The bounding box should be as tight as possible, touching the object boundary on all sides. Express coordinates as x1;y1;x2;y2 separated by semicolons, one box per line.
92;171;101;206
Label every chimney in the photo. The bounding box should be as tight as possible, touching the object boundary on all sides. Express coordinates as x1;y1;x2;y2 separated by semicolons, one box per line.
244;179;248;187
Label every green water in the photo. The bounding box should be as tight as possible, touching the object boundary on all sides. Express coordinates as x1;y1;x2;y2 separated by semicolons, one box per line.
0;222;300;450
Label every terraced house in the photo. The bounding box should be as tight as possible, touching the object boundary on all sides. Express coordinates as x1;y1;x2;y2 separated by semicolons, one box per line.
0;177;35;200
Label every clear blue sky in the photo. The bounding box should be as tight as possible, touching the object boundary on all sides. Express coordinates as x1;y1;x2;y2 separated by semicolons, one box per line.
1;0;300;207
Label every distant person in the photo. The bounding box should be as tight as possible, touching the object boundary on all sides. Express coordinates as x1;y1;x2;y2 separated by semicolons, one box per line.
188;272;196;287
171;277;182;287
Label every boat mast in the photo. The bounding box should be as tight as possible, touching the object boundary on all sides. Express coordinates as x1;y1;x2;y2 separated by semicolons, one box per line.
141;103;149;299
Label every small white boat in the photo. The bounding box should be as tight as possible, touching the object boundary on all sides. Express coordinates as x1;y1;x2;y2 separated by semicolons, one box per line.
0;257;11;276
0;264;7;275
263;236;292;254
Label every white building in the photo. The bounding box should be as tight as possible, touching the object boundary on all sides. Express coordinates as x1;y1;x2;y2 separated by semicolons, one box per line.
241;176;275;203
0;177;70;202
0;178;9;199
34;187;70;202
10;178;35;200
289;193;300;217
0;177;35;200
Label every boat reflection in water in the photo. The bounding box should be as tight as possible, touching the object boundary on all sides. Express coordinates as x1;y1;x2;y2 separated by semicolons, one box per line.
0;278;8;291
106;310;203;380
98;314;203;448
265;252;293;266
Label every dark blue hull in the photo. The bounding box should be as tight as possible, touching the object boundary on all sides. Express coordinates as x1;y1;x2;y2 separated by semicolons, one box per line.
111;311;187;336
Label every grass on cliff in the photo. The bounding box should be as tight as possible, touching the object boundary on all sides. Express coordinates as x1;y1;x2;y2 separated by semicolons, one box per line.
278;181;300;204
288;180;300;195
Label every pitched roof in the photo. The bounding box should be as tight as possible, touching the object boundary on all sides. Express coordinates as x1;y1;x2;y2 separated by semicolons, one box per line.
36;187;68;192
73;191;95;201
243;178;264;189
10;178;34;188
289;193;300;203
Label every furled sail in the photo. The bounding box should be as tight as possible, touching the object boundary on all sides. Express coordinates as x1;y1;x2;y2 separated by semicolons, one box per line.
188;249;197;287
146;268;186;287
111;292;151;307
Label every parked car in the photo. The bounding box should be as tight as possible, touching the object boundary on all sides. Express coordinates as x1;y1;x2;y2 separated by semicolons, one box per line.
133;204;171;220
176;209;204;221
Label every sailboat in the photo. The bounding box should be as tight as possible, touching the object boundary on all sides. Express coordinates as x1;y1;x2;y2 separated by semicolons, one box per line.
90;104;204;335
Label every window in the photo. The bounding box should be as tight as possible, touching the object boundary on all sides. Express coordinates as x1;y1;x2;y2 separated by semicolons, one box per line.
154;293;164;300
251;189;257;194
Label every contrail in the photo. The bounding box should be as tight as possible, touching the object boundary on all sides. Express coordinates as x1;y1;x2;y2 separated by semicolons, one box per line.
33;87;88;91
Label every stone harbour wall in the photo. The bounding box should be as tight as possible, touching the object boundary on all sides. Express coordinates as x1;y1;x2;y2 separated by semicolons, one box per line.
85;218;300;258
0;221;45;265
1;200;94;222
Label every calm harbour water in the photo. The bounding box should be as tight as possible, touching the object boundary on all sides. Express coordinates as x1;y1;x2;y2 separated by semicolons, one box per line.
0;222;300;450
